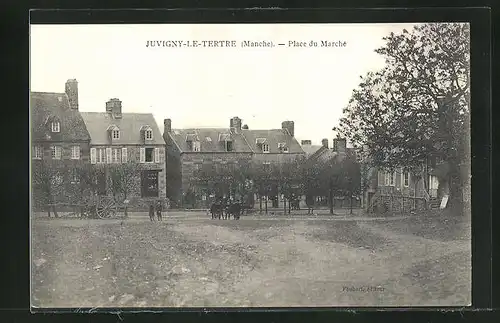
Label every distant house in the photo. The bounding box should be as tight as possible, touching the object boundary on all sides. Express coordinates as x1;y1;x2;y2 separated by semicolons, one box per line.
31;79;91;208
361;150;456;213
304;138;361;208
300;139;325;159
163;117;306;208
240;120;306;208
163;117;253;207
80;98;166;207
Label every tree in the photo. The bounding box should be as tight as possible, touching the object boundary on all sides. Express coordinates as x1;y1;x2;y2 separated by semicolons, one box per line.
108;162;141;216
31;160;65;217
336;23;470;215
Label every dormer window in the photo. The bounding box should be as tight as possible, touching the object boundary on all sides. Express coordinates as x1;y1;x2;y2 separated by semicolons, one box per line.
225;140;233;152
193;141;201;152
107;125;120;141
186;133;200;151
256;138;269;153
140;125;154;141
51;121;60;133
278;142;288;153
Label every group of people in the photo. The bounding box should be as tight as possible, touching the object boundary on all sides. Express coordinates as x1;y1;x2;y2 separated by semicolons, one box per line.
148;199;169;221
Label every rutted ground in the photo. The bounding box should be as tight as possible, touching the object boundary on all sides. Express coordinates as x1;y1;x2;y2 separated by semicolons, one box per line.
31;215;471;308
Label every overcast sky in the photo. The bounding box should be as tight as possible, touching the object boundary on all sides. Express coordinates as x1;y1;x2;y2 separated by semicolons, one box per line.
30;23;418;146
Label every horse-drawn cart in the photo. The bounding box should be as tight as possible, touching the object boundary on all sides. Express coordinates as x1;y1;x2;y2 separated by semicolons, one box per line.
44;195;129;219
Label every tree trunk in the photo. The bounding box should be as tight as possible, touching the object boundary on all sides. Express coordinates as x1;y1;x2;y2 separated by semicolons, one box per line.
447;158;464;216
350;194;353;215
329;179;334;215
259;194;262;214
265;195;268;214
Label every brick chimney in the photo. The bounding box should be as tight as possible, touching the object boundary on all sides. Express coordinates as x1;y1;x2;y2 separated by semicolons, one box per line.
333;138;347;153
281;121;295;137
321;138;329;148
230;117;242;133
65;79;79;110
106;98;122;119
301;140;312;145
164;118;172;134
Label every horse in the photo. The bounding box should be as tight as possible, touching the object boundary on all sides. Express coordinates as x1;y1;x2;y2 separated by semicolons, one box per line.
210;203;224;219
226;202;242;220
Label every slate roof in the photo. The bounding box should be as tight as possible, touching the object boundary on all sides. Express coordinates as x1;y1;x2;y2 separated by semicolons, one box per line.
241;129;304;154
301;144;323;158
168;128;253;153
80;112;165;145
31;92;90;142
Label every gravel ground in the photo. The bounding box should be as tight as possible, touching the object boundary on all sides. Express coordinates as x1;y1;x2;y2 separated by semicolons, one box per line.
31;215;471;308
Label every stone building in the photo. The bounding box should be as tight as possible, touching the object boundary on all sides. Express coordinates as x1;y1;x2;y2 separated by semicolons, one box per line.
80;98;166;209
31;79;91;208
164;116;306;208
163;117;253;207
240;120;306;208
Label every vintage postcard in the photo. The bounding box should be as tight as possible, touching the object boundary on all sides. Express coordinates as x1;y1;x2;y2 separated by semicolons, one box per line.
30;22;471;308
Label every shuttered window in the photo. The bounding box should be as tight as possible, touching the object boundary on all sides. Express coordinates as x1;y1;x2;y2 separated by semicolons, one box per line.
121;148;128;163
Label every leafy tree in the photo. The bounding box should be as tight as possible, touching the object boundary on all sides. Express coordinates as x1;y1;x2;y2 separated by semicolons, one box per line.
336;23;470;215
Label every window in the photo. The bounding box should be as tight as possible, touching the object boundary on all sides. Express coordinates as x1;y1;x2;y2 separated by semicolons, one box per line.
96;148;106;164
385;171;395;186
51;146;61;159
51;121;60;133
278;143;288;153
121;148;128;163
206;137;212;142
262;143;269;153
112;148;121;163
145;147;154;162
112;129;120;140
70;169;80;184
263;161;271;171
33;146;43;159
193;141;201;152
145;129;153;140
71;146;80;159
141;170;159;197
225;140;233;152
403;172;409;187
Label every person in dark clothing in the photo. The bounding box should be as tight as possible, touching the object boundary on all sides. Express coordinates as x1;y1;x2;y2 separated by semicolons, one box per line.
306;195;314;215
156;200;163;221
149;203;155;221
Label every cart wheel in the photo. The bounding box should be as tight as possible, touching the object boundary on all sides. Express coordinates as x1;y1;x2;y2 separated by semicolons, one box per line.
96;196;116;218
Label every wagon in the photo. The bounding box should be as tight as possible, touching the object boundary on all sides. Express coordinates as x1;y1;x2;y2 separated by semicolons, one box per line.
81;195;129;219
44;195;129;219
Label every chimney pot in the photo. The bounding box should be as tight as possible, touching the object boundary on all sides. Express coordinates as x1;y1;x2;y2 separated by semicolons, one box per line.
230;117;242;133
164;118;172;134
65;79;79;110
106;98;122;119
301;140;312;145
333;138;347;153
321;138;329;148
281;121;295;137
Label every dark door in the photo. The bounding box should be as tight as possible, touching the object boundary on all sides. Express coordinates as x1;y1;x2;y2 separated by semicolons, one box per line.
141;170;159;197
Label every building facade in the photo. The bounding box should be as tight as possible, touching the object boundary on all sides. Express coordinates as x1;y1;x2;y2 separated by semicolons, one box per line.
31;79;91;209
80;98;166;209
163;117;254;208
164;117;306;209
